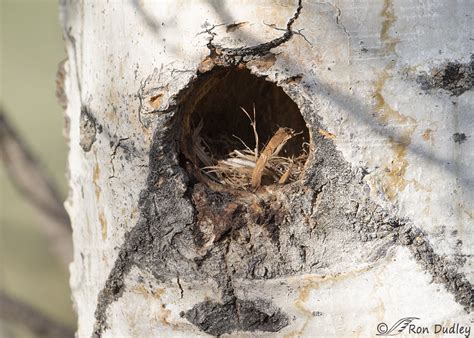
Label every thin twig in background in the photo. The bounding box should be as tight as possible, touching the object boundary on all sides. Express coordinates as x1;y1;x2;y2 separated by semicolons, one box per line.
0;107;72;265
240;106;259;160
0;290;75;338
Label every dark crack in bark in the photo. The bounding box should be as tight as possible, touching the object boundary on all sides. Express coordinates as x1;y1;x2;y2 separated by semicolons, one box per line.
207;0;303;57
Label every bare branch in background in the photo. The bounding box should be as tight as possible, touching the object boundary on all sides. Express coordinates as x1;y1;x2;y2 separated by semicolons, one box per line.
0;290;75;337
0;107;72;265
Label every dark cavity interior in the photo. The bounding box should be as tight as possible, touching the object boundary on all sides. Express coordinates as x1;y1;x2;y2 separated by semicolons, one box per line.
180;67;310;184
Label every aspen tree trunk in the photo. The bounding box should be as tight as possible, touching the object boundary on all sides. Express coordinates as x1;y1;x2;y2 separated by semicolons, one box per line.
60;1;473;337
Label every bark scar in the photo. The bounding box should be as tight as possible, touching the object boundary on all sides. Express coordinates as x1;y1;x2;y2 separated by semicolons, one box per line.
109;137;130;179
176;275;184;299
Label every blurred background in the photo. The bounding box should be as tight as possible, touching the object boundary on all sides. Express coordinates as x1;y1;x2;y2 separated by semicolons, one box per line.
1;0;76;336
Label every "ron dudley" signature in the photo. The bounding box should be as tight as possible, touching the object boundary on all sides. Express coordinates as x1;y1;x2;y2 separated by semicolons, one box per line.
376;317;471;338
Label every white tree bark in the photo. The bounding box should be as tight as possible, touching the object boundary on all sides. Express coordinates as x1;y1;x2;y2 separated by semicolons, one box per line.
61;0;473;337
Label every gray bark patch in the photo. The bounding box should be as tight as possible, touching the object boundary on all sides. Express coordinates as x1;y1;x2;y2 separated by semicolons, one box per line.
183;298;289;336
453;132;467;144
417;55;473;96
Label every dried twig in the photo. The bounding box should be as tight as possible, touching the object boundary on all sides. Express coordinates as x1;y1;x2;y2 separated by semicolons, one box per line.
0;108;72;264
240;105;259;160
251;127;294;188
278;161;293;184
0;290;75;338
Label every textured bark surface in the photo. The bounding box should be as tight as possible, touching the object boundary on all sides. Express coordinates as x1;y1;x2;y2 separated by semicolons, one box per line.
61;1;473;337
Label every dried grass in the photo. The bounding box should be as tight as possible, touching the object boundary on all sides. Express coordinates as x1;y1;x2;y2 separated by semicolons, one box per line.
193;106;308;190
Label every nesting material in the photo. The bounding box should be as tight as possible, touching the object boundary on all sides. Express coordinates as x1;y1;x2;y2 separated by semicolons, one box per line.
193;106;308;190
